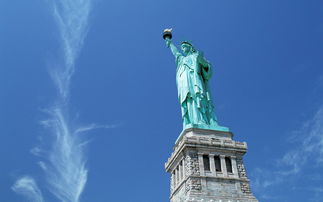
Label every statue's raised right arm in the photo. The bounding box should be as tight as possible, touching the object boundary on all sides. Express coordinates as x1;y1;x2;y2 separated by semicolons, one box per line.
165;38;182;59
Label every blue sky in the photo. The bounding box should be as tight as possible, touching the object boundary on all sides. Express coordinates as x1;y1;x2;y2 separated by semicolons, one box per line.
1;0;323;201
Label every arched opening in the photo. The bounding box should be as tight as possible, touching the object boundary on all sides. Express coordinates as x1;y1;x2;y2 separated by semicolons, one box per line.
214;155;221;172
203;155;210;171
225;157;232;173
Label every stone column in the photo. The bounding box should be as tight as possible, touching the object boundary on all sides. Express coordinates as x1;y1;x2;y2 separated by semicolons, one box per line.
182;158;186;179
231;156;239;178
220;155;227;177
175;167;178;186
177;166;180;184
171;172;175;192
198;153;205;176
179;161;183;182
209;154;216;176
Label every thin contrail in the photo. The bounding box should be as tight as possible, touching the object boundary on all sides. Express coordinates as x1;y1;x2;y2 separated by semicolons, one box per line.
13;0;93;202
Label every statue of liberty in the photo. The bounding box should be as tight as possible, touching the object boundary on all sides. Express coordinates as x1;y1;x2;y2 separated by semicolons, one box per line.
163;29;229;131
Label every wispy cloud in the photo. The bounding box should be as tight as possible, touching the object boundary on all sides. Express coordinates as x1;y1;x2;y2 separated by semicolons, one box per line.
252;105;323;200
74;123;119;135
50;0;92;101
41;107;89;202
12;176;44;202
13;0;93;202
280;106;323;168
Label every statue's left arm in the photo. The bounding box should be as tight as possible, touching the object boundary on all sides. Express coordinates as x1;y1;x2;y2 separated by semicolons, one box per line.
198;52;212;81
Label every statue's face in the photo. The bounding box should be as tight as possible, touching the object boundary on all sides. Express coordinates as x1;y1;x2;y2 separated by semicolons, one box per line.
181;44;191;54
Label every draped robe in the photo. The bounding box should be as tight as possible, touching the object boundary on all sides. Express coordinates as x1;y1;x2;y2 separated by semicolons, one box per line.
175;51;217;128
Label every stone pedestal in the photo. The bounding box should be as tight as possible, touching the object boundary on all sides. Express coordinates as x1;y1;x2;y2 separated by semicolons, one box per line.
165;128;258;202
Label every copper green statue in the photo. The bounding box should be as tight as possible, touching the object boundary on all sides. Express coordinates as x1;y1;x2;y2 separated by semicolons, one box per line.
163;29;229;131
